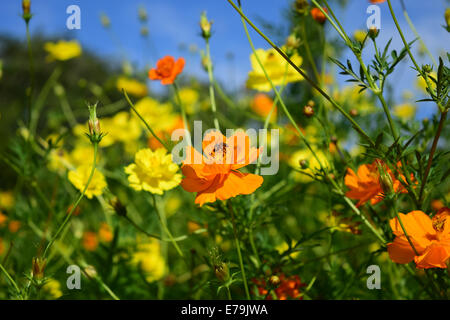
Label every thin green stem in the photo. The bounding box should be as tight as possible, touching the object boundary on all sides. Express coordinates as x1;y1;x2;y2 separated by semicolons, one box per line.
228;201;250;300
43;142;98;258
123;89;170;150
0;263;21;297
376;94;398;139
173;82;192;146
300;19;320;83
205;39;221;131
25;21;35;128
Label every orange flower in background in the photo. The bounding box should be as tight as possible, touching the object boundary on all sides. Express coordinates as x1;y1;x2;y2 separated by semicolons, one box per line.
370;0;386;3
387;208;450;269
311;7;328;24
180;130;263;206
251;93;277;122
0;212;7;226
82;232;99;251
148;56;185;85
344;160;410;207
148;116;184;150
8;220;21;233
98;223;113;242
253;274;306;300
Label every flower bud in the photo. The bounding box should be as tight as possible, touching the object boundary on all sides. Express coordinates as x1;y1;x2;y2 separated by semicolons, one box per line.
285;34;300;52
87;103;104;143
445;8;450;29
299;159;309;169
368;26;379;40
200;11;212;39
378;170;394;195
140;26;149;37
83;265;98;278
32;257;47;280
100;12;110;28
138;6;147;22
269;275;280;286
350;109;358;117
22;0;32;23
294;0;309;15
214;262;230;282
311;7;327;25
422;64;432;74
303;105;314;117
109;197;127;217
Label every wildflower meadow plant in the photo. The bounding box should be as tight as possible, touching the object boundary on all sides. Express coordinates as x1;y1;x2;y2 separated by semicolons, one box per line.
0;0;448;303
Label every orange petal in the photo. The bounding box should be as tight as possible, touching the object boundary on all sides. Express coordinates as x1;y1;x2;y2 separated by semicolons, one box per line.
389;211;435;245
387;237;416;264
414;243;450;269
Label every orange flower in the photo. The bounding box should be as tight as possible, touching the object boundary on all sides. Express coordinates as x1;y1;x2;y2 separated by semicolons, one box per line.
98;223;113;243
387;208;450;269
344;160;410;207
252;274;306;300
148;56;185;85
148;116;184;150
180;130;263;206
82;231;98;251
8;220;21;233
311;7;328;24
0;212;7;226
251;93;277;122
370;0;386;3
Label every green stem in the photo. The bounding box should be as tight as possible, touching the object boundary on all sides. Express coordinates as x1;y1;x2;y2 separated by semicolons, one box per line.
25;21;35;128
173;82;192;146
150;194;184;258
300;19;320;83
205;39;221;131
42;142;98;258
227;0;374;147
0;263;21;297
376;93;398;139
228;201;250;300
123;89;170;150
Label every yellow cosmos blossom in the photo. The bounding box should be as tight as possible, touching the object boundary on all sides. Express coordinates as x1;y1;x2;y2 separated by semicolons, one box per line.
178;87;199;114
42;279;63;299
247;48;304;92
393;103;416;120
125;148;181;195
331;86;376;115
116;76;148;97
289;149;330;183
134;97;178;132
44;40;82;61
276;241;300;258
99;112;142;147
68;165;107;199
132;239;166;282
0;191;14;210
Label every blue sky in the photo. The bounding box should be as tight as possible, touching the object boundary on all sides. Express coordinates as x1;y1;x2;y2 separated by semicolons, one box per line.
1;0;449;118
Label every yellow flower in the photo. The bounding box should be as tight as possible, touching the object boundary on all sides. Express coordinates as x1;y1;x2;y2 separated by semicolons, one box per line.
0;191;14;210
165;195;182;217
332;86;376;115
393;103;416;120
68;165;107;199
42;279;63;299
44;40;82;61
178;87;199;114
99;112;142;147
132;239;166;282
289;149;329;183
246;48;304;92
416;72;437;94
69;144;97;167
116;76;148;97
125;148;181;195
353;30;367;43
276;241;300;258
134;97;178;132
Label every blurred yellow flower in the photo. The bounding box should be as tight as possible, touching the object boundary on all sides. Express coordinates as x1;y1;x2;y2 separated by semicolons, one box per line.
178;87;199;114
134;97;178;132
68;165;107;199
125;148;181;195
332;86;376;115
116;76;148;97
0;191;14;210
416;72;437;94
165;195;182;217
247;48;304;92
353;30;367;43
44;40;82;61
132;239;166;282
100;112;142;147
393;103;416;120
70;144;97;167
42;279;63;299
276;241;300;258
289;149;329;183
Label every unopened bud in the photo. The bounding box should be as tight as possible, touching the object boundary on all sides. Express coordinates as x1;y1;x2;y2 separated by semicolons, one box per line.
299;159;309;169
201;54;210;72
311;7;327;25
109;197;127;217
294;0;309;15
214;262;230;282
303;105;314;117
100;13;110;28
140;26;149;37
379;171;394;194
368;26;379;39
350;109;358;117
307;100;315;108
138;6;147;22
200;11;212;39
87;103;104;143
269;275;280;286
22;0;32;23
422;64;432;74
83;265;97;278
32;257;47;280
286;34;300;52
445;8;450;29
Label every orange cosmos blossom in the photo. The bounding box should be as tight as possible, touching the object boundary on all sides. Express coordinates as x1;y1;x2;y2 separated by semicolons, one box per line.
344;160;411;207
370;0;386;3
311;7;328;24
148;56;185;85
180;130;263;206
388;208;450;269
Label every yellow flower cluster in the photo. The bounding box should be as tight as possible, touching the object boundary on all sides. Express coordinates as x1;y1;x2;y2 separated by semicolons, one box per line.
134;97;179;132
44;40;82;61
42;279;63;299
116;76;148;97
125;148;181;195
132;239;166;282
247;48;304;92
